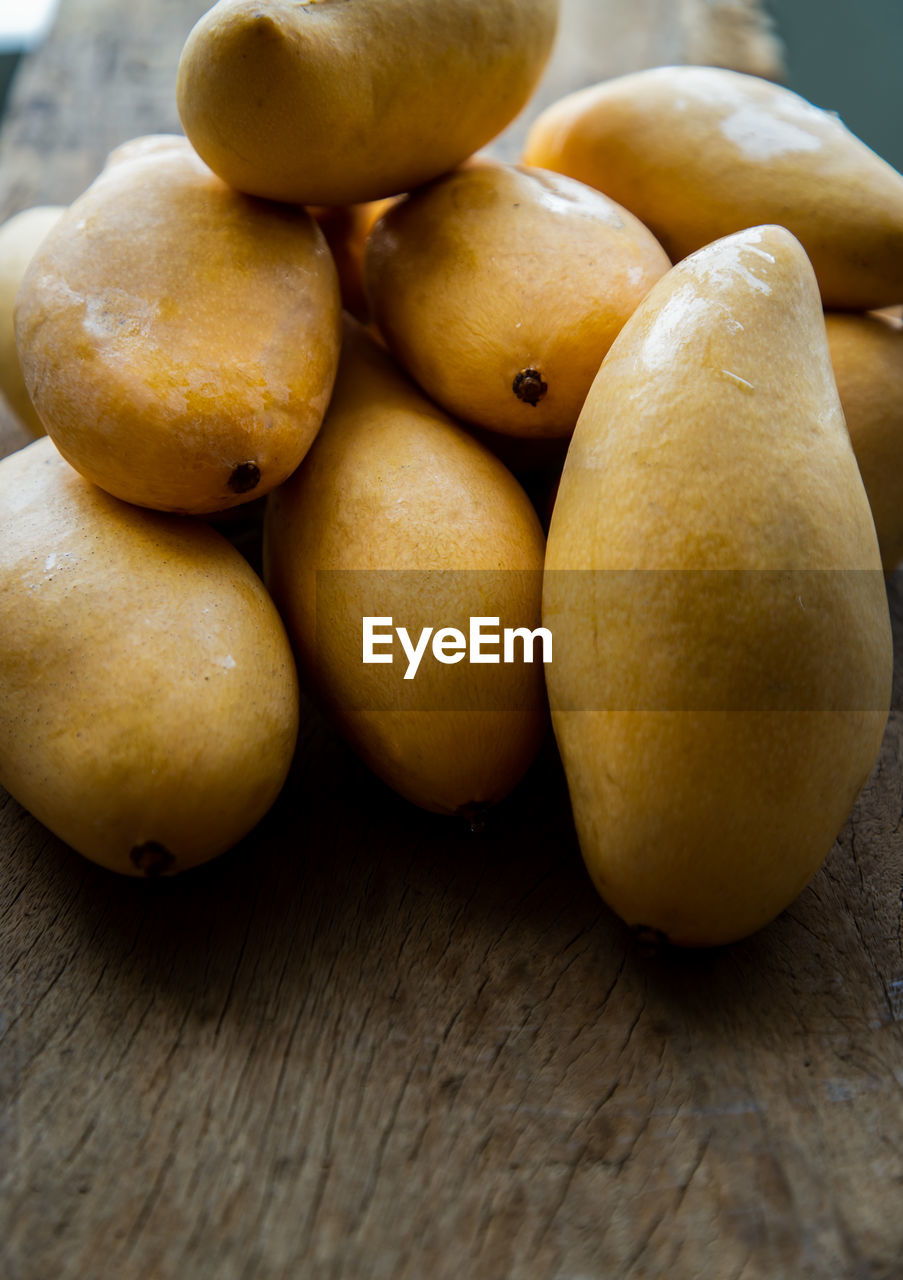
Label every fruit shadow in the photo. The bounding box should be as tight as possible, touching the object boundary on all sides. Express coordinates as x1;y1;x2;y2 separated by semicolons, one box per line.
6;678;892;1071
889;568;903;712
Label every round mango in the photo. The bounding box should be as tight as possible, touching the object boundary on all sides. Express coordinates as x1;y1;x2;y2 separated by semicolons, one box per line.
14;136;341;514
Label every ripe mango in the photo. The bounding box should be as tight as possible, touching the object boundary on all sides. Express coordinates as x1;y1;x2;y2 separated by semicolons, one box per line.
0;206;64;437
15;135;341;514
264;320;548;815
543;226;892;946
364;159;670;437
0;437;299;875
826;311;903;572
176;0;560;206
523;66;903;309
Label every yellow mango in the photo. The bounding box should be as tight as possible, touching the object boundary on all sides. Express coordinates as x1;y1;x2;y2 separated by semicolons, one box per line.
0;437;299;875
544;226;892;946
15;135;341;514
176;0;559;205
264;320;548;815
825;311;903;572
524;66;903;309
364;159;670;437
0;206;64;436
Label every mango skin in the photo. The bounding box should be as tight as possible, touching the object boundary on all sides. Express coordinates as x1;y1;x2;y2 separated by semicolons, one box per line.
176;0;560;206
15;135;341;514
364;160;670;438
0;437;299;876
523;65;903;310
543;226;893;947
264;320;548;816
825;311;903;572
0;206;64;436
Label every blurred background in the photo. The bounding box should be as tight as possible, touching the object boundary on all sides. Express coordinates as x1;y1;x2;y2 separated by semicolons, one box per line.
768;0;902;172
0;0;59;117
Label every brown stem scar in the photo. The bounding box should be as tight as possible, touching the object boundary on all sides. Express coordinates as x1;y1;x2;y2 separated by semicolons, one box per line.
456;800;492;833
228;462;261;494
513;368;548;407
130;841;176;876
632;924;671;955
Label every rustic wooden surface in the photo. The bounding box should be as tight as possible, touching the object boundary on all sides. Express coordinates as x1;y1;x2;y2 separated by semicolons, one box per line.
2;3;902;1278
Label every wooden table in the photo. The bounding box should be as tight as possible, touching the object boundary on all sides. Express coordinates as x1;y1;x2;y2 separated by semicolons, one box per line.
1;3;901;1277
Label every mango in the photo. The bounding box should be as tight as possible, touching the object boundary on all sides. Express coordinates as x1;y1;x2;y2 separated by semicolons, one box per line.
826;311;903;572
523;66;903;309
543;226;893;946
176;0;560;206
0;206;64;437
14;135;341;514
264;320;548;815
364;159;670;438
0;437;299;876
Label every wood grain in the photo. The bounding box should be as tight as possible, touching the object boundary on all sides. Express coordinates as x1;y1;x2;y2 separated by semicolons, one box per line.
1;3;902;1278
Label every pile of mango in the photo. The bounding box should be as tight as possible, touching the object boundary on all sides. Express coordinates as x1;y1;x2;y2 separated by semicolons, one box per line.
0;0;900;947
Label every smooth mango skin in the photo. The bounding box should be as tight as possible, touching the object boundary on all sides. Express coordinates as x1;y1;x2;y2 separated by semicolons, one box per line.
176;0;560;206
543;226;893;947
14;135;341;514
523;66;903;310
0;206;64;436
364;159;671;438
264;320;548;816
825;311;903;572
0;437;299;876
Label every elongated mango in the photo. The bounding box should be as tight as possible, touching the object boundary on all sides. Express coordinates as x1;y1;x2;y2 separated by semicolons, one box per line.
177;0;560;205
524;66;903;309
0;437;299;875
544;226;893;946
265;321;548;815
